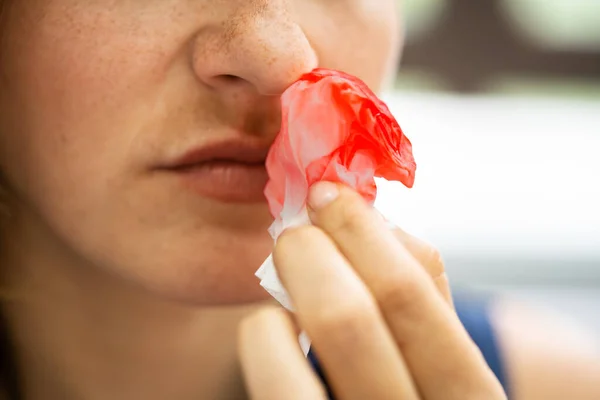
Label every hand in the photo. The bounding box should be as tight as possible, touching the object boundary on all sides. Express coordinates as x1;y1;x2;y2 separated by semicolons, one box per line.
238;182;507;400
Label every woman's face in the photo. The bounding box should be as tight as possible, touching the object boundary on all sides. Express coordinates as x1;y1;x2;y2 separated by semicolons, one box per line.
0;0;402;305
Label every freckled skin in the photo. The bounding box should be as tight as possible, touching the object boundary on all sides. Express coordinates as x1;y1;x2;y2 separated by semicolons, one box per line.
0;0;401;305
2;6;596;400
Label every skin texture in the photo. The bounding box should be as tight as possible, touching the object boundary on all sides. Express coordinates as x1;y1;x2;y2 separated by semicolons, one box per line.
0;0;400;305
0;0;597;399
240;183;505;400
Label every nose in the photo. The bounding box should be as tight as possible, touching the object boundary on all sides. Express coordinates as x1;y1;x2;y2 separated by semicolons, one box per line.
192;1;318;96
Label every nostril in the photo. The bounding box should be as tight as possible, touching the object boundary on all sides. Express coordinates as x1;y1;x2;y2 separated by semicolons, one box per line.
221;74;240;82
219;74;243;84
205;74;248;89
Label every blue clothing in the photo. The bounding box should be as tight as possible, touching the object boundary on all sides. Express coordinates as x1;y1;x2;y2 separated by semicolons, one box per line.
308;293;510;399
454;293;509;395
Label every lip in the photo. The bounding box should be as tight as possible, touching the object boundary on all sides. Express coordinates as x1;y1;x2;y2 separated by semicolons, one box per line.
165;139;272;169
159;138;272;203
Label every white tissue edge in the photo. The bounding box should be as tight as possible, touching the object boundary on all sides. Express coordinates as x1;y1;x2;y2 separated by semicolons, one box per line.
256;206;395;356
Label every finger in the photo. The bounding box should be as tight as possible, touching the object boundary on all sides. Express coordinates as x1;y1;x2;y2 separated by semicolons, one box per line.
307;182;506;400
273;226;420;400
238;307;327;400
391;228;454;308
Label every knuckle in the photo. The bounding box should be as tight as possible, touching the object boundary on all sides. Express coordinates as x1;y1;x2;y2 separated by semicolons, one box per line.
325;197;369;234
399;231;446;279
309;300;379;346
423;246;445;278
377;271;427;315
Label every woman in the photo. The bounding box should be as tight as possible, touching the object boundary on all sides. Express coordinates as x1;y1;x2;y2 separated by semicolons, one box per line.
0;1;598;399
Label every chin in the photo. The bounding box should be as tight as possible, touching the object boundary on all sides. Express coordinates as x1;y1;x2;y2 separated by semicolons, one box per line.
128;227;276;307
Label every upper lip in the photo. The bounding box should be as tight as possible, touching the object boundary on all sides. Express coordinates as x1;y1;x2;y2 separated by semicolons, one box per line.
161;138;272;170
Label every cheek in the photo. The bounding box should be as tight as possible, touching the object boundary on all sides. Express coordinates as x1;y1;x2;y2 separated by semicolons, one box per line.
0;3;173;210
297;0;401;92
0;2;191;266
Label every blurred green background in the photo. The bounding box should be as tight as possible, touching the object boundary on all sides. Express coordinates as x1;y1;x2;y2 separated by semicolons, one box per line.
397;0;600;99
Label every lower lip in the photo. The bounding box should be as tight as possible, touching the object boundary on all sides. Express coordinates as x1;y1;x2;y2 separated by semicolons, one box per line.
170;161;269;203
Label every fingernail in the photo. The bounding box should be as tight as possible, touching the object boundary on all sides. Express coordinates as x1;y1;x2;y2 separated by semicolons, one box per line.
308;182;339;210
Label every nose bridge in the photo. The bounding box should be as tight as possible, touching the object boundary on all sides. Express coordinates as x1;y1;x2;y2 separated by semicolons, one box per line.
193;0;317;95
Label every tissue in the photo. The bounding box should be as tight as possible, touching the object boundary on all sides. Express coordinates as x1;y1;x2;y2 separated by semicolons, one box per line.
256;69;416;351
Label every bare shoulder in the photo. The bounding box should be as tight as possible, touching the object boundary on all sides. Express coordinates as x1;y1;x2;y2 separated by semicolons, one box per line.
490;298;600;400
